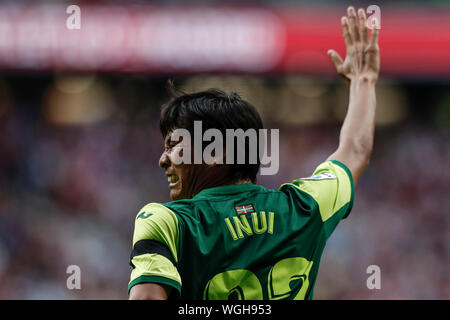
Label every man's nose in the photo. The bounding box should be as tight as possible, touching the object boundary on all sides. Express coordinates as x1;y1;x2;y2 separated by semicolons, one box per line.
159;151;170;169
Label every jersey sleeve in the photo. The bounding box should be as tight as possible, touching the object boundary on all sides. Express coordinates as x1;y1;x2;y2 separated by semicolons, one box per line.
128;202;182;296
280;160;354;238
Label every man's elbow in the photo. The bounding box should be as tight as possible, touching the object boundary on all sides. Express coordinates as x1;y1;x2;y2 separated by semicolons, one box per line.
360;143;373;169
349;138;373;166
354;143;373;182
338;140;372;182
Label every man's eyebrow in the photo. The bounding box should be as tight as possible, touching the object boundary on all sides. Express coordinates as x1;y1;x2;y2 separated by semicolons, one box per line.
164;132;173;145
165;133;181;145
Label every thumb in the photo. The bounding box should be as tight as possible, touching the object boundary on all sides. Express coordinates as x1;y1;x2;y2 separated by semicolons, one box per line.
327;49;344;70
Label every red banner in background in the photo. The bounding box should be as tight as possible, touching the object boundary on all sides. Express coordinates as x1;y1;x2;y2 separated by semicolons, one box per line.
0;4;449;77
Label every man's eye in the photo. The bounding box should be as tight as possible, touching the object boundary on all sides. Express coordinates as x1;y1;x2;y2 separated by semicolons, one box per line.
165;143;177;151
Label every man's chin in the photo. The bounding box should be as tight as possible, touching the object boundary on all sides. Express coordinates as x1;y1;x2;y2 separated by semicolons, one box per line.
170;188;192;201
170;189;184;201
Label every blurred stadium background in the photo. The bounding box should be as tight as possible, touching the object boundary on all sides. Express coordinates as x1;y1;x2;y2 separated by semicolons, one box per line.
0;0;449;299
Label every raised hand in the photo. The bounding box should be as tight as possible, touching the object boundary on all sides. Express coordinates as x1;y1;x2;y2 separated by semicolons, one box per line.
328;7;380;83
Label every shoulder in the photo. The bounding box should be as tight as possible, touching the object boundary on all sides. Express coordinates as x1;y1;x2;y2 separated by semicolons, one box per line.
162;198;205;220
279;160;354;221
280;160;353;195
132;202;180;246
136;202;178;220
134;202;180;230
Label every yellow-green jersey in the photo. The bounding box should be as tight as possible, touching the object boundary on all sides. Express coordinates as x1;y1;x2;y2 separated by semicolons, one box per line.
128;160;354;300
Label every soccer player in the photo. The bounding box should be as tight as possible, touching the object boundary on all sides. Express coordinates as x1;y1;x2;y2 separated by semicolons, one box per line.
128;6;380;300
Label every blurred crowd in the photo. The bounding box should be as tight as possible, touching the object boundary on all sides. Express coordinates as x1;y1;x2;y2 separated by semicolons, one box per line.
0;75;448;299
4;0;448;6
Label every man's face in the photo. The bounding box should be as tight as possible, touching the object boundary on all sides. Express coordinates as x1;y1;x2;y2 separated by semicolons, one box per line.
159;132;194;200
159;129;231;200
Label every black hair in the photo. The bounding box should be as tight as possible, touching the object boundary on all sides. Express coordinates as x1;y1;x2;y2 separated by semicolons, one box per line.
159;80;264;183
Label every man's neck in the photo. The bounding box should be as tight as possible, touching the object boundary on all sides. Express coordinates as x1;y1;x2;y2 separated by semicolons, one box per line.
190;177;253;199
231;178;253;185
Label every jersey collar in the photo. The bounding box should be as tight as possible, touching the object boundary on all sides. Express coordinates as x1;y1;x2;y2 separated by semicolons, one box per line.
193;183;265;198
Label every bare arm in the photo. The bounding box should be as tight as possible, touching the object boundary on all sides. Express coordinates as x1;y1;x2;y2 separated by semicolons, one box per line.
129;283;172;300
326;7;380;185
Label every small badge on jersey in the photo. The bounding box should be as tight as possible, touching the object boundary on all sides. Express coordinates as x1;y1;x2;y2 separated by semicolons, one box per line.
136;211;153;219
235;204;255;215
300;172;337;181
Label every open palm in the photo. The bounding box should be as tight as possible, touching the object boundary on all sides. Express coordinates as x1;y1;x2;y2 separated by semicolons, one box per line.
328;7;380;83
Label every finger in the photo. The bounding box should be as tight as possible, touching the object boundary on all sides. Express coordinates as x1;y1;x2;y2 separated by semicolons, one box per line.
341;16;353;47
370;24;380;47
327;49;344;70
358;8;369;45
347;6;359;43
